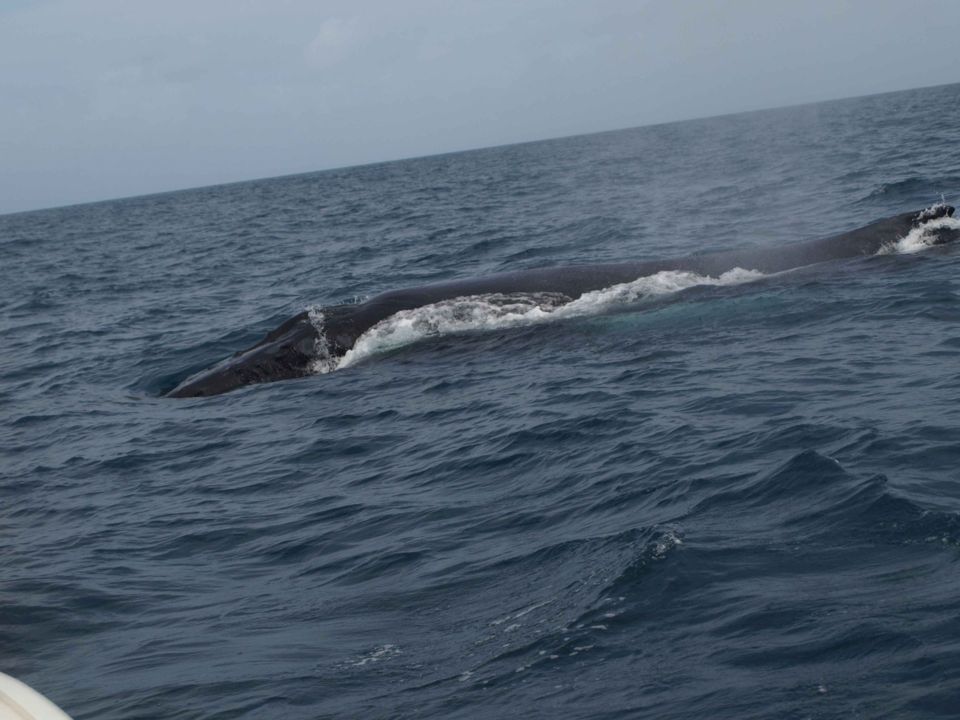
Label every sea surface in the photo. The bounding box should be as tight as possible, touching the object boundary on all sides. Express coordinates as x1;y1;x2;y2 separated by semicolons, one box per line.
3;82;960;719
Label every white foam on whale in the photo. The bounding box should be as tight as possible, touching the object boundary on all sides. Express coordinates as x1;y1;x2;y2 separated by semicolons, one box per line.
883;212;960;254
310;267;765;373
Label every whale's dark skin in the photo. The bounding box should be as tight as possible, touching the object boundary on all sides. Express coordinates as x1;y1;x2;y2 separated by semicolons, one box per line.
167;206;956;398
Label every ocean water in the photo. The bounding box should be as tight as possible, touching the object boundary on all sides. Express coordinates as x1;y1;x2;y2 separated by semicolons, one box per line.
3;82;960;719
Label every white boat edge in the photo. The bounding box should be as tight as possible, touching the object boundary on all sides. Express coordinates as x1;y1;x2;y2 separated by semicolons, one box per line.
0;673;72;720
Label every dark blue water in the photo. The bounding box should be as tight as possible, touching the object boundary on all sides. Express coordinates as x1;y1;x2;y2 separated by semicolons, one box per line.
3;83;960;719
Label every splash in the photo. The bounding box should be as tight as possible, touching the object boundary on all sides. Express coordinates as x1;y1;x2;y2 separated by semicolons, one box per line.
306;305;338;374
882;202;960;254
336;292;570;370
556;266;764;317
310;267;765;373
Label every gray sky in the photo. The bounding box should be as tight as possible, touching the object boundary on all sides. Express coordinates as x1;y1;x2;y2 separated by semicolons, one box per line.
2;0;958;215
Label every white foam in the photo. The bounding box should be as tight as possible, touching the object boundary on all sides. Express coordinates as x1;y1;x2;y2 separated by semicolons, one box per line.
335;292;568;370
346;644;401;667
882;203;960;254
311;267;764;372
555;267;764;318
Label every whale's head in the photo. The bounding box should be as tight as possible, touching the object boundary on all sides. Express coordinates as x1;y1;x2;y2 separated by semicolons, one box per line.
167;312;319;398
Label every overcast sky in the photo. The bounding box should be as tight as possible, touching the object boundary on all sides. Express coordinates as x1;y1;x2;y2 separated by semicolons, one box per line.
1;0;958;214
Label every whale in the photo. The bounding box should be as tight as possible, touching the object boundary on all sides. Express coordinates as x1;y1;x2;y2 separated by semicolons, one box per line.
166;205;957;398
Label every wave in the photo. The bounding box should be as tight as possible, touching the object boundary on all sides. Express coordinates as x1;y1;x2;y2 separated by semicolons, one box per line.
862;177;960;202
688;449;960;547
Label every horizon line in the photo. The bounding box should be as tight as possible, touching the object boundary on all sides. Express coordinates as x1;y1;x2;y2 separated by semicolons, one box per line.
4;78;957;219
